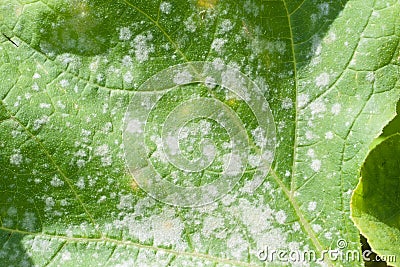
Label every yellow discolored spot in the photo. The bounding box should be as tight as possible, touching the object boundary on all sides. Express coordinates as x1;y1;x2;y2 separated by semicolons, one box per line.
225;98;240;109
15;6;22;17
130;179;140;191
163;220;173;230
197;0;217;8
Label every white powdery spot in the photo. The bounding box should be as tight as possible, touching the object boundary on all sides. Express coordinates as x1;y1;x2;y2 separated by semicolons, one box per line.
325;232;332;239
59;54;77;65
275;41;286;55
202;144;215;160
325;131;334;140
250;38;266;57
221;193;236;206
45;197;55;210
311;35;322;57
324;31;336;44
312;224;322;233
372;10;381;17
211;38;227;53
227;232;248;259
307;148;315;158
308;201;317;211
89;58;100;72
14;96;22;107
133;33;154;63
251;126;266;149
76;159;86;168
212;58;225;71
160;2;172;14
311;159;321;172
22;212;37;231
59;79;70;88
119;27;132;41
151;209;184;247
184;16;196;33
366;72;375;82
33;115;50;131
7;207;17;216
310;100;326;115
61;250;71;261
11;130;21;138
205;76;216;88
305;130;314;140
261;151;273;164
275;210;287;224
254;228;289;259
241;173;264;193
95;144;109;156
100;103;110;115
201;216;224;238
237;199;273;234
114;260;135;267
173;70;192;85
39;103;51;109
33;73;41;79
126;119;143;133
166;135;179;155
95;144;112;166
122;55;133;66
331;103;341;115
60;199;69;206
50;175;64;187
32;83;40;91
346;189;353;195
10;150;23;166
266;40;287;55
281;97;293;110
292;222;301;232
297;93;309;108
318;3;329;16
219;19;234;34
315;72;330;88
57;100;66;109
82;129;91;136
76;176;85;189
123;71;133;84
222;153;242;176
117;194;133;210
244;0;260;16
222;70;248;100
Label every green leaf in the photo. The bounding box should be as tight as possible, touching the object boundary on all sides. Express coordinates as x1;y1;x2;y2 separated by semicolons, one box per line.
369;101;400;149
351;134;400;266
1;0;399;266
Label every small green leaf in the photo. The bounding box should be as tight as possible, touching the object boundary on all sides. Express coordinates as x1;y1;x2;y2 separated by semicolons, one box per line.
351;134;400;266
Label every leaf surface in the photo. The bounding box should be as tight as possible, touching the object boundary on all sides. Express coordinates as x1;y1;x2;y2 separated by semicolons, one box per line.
0;0;399;266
